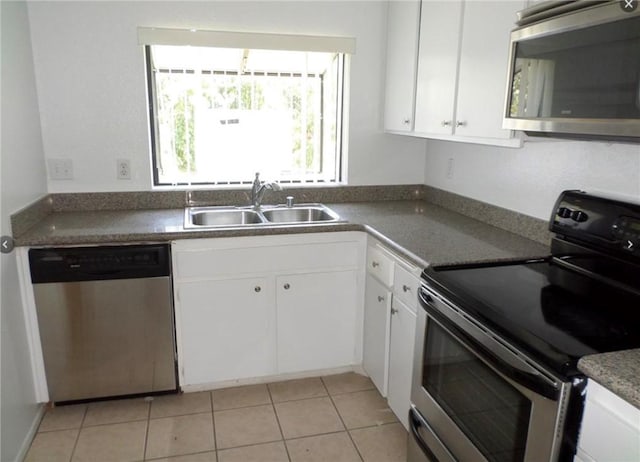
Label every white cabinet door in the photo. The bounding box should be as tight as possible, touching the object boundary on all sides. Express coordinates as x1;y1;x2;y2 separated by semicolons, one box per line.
177;277;276;386
276;271;358;374
387;297;417;431
578;380;640;462
384;0;421;132
363;273;392;396
455;0;523;140
414;0;463;135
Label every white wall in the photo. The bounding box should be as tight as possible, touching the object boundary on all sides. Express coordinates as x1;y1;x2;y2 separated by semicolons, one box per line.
424;137;640;220
27;0;427;193
1;1;48;461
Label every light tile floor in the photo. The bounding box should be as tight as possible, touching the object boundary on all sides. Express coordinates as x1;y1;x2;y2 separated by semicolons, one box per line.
25;372;408;462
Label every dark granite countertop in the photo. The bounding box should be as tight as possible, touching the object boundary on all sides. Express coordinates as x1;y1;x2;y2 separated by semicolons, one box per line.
578;350;640;409
14;200;548;268
13;194;639;404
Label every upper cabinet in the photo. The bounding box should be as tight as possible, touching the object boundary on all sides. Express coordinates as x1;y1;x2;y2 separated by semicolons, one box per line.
383;0;421;132
384;0;524;147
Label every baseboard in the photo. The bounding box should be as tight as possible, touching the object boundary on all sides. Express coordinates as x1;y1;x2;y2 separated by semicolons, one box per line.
180;365;363;393
13;404;46;462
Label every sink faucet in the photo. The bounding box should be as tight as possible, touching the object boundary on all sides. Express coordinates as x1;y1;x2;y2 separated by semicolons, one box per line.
250;172;282;208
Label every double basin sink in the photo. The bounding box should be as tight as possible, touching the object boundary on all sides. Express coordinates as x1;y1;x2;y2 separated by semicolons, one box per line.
184;203;342;229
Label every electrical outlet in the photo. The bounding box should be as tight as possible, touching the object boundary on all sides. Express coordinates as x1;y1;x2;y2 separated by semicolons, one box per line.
446;157;454;180
47;158;74;180
117;159;131;180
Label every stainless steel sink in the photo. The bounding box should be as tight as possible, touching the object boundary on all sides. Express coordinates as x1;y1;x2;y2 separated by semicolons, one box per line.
261;206;340;223
184;204;341;228
186;207;266;228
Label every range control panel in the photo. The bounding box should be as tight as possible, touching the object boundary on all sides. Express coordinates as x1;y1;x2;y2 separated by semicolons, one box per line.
551;190;640;257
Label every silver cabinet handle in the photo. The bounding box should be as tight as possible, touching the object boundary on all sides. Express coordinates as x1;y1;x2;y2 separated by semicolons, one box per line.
372;261;380;268
403;285;411;293
391;307;398;315
456;120;466;127
254;286;261;293
377;295;385;302
283;283;290;290
441;120;452;127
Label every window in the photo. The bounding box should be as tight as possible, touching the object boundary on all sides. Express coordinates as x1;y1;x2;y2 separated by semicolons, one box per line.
140;28;354;186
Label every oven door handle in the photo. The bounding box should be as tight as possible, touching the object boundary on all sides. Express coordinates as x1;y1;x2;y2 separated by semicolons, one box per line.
420;285;561;400
409;407;456;462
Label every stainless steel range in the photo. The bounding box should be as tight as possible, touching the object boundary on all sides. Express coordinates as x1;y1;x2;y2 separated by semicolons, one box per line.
409;190;640;462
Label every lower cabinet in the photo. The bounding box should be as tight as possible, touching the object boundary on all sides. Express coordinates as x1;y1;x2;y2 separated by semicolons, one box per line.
363;239;421;430
277;270;358;374
172;233;365;389
363;273;392;396
177;276;276;385
576;380;640;462
387;297;417;430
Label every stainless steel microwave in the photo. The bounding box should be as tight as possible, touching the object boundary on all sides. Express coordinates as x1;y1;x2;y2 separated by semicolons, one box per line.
503;1;640;140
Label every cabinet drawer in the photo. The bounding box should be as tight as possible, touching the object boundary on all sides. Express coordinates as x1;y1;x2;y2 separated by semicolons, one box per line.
393;264;420;312
366;246;395;287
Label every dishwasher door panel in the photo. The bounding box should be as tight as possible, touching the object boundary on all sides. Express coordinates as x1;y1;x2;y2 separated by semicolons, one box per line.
34;276;176;402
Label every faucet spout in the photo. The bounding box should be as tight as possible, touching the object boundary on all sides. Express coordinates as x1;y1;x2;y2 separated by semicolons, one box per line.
250;172;282;208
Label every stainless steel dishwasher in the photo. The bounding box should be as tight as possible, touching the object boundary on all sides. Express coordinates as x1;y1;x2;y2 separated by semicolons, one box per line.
29;244;177;403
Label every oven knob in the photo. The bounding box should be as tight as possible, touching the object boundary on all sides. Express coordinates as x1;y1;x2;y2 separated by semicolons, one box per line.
557;207;572;218
571;210;588;222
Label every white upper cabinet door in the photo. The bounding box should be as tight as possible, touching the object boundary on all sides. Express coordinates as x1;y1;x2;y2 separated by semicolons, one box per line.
177;277;276;386
455;0;523;140
384;0;421;133
363;273;392;397
413;0;463;135
276;271;358;374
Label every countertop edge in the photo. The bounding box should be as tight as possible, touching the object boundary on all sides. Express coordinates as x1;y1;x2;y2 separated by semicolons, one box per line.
577;350;640;409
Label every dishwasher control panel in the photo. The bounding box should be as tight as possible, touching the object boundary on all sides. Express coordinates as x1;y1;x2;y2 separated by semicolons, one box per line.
29;244;170;283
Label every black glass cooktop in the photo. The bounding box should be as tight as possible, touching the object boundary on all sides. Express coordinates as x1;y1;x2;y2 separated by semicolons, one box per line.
423;258;640;377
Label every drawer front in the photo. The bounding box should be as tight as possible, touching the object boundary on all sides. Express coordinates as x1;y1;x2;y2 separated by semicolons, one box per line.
393;263;420;312
366;246;395;287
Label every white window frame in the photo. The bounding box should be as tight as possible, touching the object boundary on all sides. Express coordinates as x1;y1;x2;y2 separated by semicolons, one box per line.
139;27;354;187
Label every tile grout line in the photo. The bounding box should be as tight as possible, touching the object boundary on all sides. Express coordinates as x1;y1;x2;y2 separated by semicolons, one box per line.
266;382;293;462
321;377;365;462
142;399;152;460
68;404;88;462
209;391;218;459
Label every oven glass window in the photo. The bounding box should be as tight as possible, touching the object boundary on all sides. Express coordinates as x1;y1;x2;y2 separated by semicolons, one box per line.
423;320;532;462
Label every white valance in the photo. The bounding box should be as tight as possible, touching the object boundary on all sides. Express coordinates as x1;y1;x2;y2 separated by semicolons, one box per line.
138;27;356;54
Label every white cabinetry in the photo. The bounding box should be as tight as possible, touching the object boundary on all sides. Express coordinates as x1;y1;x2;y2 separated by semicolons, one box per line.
383;0;421;132
277;271;358;374
413;0;462;136
385;0;524;147
172;233;365;390
387;264;419;430
364;273;392;396
178;277;275;385
363;239;421;430
576;380;640;462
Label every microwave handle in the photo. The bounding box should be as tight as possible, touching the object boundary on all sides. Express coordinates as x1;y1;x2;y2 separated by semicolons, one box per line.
420;285;560;400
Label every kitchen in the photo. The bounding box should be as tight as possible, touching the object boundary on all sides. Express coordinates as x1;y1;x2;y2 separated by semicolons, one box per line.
2;1;639;462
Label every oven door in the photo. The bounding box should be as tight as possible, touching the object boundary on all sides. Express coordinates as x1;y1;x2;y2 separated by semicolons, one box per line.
410;283;571;462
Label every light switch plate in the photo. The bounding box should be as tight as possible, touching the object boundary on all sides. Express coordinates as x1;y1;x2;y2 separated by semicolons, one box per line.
47;158;74;180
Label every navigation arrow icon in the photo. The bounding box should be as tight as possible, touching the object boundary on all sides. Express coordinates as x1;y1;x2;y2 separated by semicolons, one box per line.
1;236;14;254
